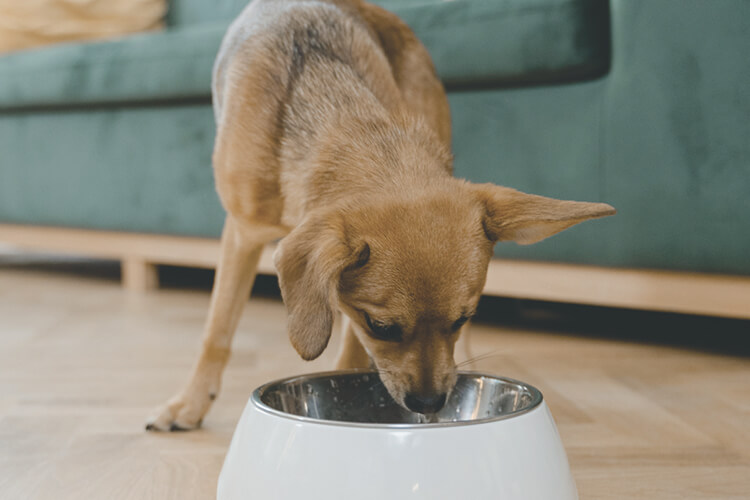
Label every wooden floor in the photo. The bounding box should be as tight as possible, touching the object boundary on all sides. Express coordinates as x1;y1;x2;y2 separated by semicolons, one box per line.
0;257;748;499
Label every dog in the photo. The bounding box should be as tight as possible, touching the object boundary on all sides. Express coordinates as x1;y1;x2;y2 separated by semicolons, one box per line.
146;0;615;431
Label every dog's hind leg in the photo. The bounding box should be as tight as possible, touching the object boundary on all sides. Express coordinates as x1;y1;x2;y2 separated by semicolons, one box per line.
146;217;277;431
360;2;452;149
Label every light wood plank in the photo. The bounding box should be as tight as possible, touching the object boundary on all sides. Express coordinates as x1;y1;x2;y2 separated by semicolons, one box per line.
0;223;224;269
485;260;750;319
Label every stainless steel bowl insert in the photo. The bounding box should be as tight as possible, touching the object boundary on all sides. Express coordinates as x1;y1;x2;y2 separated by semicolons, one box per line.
253;371;543;428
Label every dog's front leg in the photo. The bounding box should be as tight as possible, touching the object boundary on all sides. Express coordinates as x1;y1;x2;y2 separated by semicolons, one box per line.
335;315;373;370
146;217;269;431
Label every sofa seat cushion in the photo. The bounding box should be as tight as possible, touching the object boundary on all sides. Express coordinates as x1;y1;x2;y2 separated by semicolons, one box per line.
0;23;223;110
0;0;610;110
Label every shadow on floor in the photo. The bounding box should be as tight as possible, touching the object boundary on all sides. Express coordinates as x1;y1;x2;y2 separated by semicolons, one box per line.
474;295;750;358
0;253;121;281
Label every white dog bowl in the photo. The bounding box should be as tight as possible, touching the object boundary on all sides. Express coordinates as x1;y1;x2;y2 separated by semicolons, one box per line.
218;371;577;500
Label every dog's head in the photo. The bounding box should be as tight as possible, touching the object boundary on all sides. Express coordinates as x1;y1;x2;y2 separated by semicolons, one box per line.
274;181;614;413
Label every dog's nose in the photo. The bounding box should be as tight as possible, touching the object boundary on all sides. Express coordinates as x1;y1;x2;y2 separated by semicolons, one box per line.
404;392;447;414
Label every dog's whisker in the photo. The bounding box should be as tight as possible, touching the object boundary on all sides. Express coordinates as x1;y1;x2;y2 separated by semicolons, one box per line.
456;349;505;369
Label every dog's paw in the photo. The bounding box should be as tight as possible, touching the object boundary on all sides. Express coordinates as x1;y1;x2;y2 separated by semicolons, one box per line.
145;390;215;432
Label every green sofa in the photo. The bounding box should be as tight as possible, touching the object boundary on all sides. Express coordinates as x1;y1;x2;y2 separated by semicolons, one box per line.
1;0;748;277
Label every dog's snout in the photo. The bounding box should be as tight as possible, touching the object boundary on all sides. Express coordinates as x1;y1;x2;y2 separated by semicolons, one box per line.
404;392;447;414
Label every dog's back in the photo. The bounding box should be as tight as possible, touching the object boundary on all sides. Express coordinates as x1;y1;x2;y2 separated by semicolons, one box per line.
211;0;449;226
213;0;398;125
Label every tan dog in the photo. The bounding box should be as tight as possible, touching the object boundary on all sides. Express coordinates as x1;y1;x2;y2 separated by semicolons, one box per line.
146;0;615;431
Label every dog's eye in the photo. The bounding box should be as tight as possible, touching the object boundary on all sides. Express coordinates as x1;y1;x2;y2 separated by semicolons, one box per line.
364;312;402;342
451;315;470;332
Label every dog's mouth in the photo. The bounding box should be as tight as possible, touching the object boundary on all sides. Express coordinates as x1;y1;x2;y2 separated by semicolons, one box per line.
375;369;454;416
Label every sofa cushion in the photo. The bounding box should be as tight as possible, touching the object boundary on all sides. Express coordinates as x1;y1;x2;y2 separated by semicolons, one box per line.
164;0;612;88
0;0;610;110
165;0;248;28
0;23;223;110
397;0;610;88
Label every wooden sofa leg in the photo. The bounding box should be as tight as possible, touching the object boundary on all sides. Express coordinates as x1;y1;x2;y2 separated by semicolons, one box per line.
122;257;159;292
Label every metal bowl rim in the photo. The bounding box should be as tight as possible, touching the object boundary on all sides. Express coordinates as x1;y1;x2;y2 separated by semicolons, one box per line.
250;370;544;429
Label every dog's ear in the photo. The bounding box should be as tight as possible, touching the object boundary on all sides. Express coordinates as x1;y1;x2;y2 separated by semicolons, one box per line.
273;212;367;360
471;183;616;245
